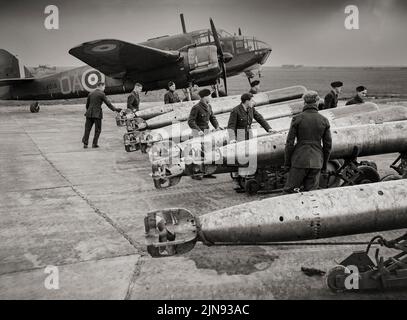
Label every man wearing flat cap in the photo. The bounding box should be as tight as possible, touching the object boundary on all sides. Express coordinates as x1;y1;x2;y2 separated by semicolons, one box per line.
228;93;274;143
346;86;367;106
284;90;332;193
188;88;220;136
249;80;261;95
322;81;343;110
164;81;181;104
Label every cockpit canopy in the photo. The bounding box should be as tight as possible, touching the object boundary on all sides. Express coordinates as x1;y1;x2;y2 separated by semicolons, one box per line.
192;29;271;55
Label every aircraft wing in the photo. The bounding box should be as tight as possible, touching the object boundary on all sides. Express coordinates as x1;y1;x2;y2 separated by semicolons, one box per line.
0;78;35;87
69;39;181;78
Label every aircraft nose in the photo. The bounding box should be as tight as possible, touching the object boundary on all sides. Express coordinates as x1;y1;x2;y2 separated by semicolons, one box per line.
257;41;272;64
256;40;271;51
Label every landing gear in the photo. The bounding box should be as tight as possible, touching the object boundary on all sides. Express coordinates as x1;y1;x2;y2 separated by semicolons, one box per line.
30;101;40;113
211;81;226;98
244;70;255;86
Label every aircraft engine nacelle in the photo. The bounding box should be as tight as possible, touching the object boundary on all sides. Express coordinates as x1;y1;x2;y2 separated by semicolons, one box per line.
185;45;220;81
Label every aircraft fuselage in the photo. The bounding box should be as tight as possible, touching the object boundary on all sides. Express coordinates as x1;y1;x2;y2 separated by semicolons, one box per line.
1;29;271;101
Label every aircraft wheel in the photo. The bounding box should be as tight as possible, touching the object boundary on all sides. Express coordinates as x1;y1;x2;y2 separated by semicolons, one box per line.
326;265;347;293
245;179;260;195
30;102;40;113
153;178;166;189
381;174;402;182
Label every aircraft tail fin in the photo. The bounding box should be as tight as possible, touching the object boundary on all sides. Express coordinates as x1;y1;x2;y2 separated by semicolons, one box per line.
0;49;32;80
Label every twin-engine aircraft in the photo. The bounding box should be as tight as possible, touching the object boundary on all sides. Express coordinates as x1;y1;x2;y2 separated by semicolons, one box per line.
0;15;271;112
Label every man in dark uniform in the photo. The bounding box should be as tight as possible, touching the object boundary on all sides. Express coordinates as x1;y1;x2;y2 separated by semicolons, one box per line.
127;83;142;111
164;81;181;104
322;81;343;110
346;86;367;106
227;93;274;143
284;91;332;193
82;82;122;149
249;80;261;95
188;88;220;136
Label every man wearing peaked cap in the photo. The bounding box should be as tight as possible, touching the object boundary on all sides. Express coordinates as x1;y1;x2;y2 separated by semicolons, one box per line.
284;90;332;193
346;86;368;106
163;81;181;104
322;81;343;110
249;80;261;95
188;88;220;136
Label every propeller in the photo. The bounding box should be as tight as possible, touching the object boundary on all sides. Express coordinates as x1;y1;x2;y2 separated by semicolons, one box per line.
210;18;228;96
238;28;242;36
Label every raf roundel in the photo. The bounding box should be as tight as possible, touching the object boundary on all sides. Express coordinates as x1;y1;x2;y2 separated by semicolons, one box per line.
91;43;117;53
81;69;105;92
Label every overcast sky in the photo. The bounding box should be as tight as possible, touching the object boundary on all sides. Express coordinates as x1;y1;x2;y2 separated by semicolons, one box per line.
1;0;406;67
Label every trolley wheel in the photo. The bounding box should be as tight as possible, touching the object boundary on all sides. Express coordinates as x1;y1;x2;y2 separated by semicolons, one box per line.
352;165;381;185
245;179;260;195
326;265;347;293
30;102;40;113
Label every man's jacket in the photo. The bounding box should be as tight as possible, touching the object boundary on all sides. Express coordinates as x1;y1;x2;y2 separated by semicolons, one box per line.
284;104;332;169
227;104;271;141
85;89;116;119
188;101;219;133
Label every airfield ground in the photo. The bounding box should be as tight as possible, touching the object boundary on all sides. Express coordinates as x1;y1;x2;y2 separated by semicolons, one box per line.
1;102;407;300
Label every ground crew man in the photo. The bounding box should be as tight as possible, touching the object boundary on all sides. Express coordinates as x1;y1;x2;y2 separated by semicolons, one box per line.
82;82;122;149
284;91;332;193
228;93;274;143
127;83;142;111
346;86;367;105
188;88;220;136
322;81;343;110
182;85;200;101
164;81;181;104
249;80;260;95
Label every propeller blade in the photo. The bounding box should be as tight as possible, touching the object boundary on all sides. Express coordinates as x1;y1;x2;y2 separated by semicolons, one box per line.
238;28;242;36
210;18;223;59
210;18;228;96
222;62;228;95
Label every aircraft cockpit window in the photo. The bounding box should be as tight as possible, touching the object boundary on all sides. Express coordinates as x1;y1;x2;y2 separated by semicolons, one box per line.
217;29;233;38
235;40;247;54
256;41;270;50
221;40;234;54
195;32;210;45
245;38;255;51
